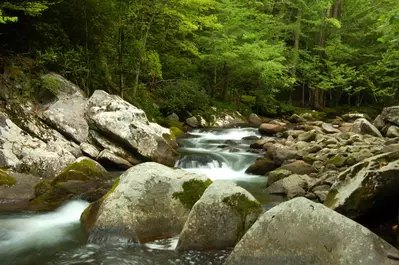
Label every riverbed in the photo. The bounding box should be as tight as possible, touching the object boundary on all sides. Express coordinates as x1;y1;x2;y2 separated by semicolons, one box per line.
0;128;282;265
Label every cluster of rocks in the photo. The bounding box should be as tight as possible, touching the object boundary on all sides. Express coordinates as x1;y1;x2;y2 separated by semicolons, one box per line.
0;74;177;211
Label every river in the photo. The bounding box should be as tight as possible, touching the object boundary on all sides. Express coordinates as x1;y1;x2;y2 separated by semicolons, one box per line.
0;128;282;265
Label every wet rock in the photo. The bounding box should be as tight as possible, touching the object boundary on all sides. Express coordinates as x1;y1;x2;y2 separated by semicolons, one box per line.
85;90;177;166
265;169;292;187
259;123;285;135
176;180;263;251
325;151;399;220
245;158;277;175
352;118;383;137
281;160;316;175
81;162;211;243
265;174;314;199
29;157;112;211
225;197;399;265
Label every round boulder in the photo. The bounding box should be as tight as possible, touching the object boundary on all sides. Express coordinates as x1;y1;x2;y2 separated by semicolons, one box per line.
259;123;285;135
81;162;211;243
245;158;278;175
177;180;263;251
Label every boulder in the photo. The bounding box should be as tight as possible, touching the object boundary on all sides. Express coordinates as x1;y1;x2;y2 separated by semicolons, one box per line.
266;169;292;187
97;150;132;170
297;130;316;142
352;118;382;137
281;160;317;175
265;174;314;199
271;147;302;165
342;113;368;122
0;112;75;179
248;113;263;125
386;125;399;138
245;158;277;175
186;117;199;128
85;90;178;166
321;123;340;134
379;106;399;126
0;169;16;186
325;151;399;220
166;113;179;122
176;181;263;251
259;123;285;135
287;114;305;123
41;91;88;144
373;114;386;130
81;162;211;243
29;157;113;211
225;197;399;265
211;111;246;127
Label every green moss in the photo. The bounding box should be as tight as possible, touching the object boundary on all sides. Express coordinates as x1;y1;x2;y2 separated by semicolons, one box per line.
52;158;111;185
222;193;262;218
0;170;16;186
41;75;61;95
326;155;346;167
303;155;317;165
34;180;51;196
172;179;212;209
324;189;338;208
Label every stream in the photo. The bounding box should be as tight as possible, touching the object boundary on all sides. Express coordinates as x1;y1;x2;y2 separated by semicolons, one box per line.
0;128;283;265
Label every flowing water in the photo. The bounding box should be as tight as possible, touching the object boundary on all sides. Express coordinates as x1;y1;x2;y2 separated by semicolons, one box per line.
0;128;282;265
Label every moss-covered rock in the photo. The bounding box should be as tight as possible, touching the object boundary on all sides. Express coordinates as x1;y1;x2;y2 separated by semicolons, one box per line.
177;180;263;251
326;154;346;168
29;157;112;211
0;169;16;186
81;162;211;243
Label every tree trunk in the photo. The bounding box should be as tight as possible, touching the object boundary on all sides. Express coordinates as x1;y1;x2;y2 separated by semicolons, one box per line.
290;8;301;103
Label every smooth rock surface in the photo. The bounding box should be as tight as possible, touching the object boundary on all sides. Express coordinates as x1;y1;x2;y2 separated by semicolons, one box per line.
352;118;383;137
177;180;263;251
225;197;399;265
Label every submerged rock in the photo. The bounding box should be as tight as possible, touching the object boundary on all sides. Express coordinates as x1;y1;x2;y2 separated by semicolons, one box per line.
325;151;399;220
81;162;211;243
29;157;112;211
85;90;177;166
225;197;399;265
177;180;263;251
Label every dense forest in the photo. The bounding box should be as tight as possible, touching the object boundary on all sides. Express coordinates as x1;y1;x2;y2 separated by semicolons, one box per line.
1;0;399;119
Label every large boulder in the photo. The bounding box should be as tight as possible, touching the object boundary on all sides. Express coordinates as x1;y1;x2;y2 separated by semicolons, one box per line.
248;113;263;125
225;197;399;265
41;91;88;144
281;160;317;175
81;162;211;243
352;118;382;137
0;112;75;179
176;180;263;251
85;90;178;166
29;157;113;211
379;106;399;126
386;125;399;138
259;123;285;135
245;158;277;175
325;151;399;220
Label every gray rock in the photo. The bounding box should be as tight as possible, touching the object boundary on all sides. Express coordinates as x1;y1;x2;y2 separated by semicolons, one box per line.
248;113;263;125
352;118;383;137
41;92;88;143
314;191;328;202
266;169;292;187
288;114;305;123
321;123;340;134
373;114;386;130
80;143;100;159
325;151;399;219
186;117;199;128
97;150;132;170
211;111;246;128
271;147;301;165
379;106;399;126
81;162;211;243
176;180;263;251
342;113;368;122
259;123;285;135
85;90;177;166
225;197;399;265
281;160;317;175
265;174;314;199
166;113;179;122
386;125;399;138
297;130;316;142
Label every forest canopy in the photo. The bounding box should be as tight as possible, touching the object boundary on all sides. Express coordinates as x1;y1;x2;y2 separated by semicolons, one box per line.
1;0;399;119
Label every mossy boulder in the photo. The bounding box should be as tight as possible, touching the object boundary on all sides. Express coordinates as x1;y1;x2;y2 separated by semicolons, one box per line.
325;151;399;220
80;162;211;243
176;180;263;251
29;157;112;211
0;169;16;186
